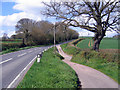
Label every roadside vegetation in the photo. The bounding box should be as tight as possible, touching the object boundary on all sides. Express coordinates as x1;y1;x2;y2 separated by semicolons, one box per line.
0;45;43;55
17;47;79;88
61;38;119;84
0;19;79;55
0;39;44;55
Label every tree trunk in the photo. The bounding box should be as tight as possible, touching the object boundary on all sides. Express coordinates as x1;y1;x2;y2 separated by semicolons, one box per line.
92;33;104;51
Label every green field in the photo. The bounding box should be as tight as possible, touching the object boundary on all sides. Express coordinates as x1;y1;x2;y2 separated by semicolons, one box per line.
100;38;119;49
77;38;119;49
17;48;79;88
2;41;21;43
1;39;22;43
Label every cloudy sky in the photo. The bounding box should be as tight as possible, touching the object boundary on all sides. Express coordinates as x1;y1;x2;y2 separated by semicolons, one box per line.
0;0;118;37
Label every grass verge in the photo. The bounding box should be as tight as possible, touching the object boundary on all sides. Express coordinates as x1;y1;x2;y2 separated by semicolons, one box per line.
61;43;119;84
17;47;79;88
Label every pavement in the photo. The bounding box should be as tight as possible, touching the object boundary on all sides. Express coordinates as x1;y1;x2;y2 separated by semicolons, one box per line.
0;45;52;89
56;45;119;88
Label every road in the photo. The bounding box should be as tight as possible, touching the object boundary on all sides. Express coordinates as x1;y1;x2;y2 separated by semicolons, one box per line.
0;40;74;89
0;45;52;89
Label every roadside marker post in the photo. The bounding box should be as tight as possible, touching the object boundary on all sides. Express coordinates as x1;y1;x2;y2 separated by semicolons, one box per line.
37;54;40;63
37;53;42;63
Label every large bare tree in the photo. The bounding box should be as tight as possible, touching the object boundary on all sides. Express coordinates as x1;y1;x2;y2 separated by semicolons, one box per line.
42;0;119;51
15;18;36;45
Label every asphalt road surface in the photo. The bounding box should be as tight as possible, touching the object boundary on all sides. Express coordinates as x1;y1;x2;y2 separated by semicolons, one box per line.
0;45;53;89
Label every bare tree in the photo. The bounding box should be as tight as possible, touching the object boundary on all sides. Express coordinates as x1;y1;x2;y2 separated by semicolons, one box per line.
15;18;36;45
42;0;119;51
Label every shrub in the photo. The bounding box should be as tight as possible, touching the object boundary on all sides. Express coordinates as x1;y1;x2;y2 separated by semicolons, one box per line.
2;43;23;51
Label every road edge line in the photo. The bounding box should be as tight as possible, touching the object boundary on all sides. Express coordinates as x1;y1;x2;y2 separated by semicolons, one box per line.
7;56;37;88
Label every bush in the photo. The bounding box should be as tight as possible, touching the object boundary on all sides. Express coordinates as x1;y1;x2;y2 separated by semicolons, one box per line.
2;43;23;51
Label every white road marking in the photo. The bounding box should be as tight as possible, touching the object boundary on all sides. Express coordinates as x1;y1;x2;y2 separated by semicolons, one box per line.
7;56;37;88
0;58;13;64
18;53;27;57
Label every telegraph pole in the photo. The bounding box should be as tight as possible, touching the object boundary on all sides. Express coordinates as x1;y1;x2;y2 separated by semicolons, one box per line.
54;23;56;53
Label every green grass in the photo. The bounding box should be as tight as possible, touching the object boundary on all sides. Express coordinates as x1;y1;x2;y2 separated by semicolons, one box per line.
1;39;22;43
17;48;79;88
61;43;119;84
76;39;91;49
100;38;119;49
61;43;80;55
77;38;119;49
2;41;22;43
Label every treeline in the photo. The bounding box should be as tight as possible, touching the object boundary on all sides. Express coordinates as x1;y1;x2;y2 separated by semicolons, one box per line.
11;18;79;45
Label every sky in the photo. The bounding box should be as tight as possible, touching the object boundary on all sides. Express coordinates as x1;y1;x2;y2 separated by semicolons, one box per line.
0;0;118;37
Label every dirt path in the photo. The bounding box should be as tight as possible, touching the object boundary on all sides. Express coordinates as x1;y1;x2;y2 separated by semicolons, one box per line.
56;45;118;88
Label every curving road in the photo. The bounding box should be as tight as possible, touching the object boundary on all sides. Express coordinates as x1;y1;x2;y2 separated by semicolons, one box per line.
0;45;52;89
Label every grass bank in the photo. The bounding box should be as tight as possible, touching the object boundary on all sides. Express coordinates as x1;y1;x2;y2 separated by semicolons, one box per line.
17;47;79;88
61;43;119;84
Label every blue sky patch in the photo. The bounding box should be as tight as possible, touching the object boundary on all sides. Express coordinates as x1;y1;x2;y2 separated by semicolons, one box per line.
2;2;21;16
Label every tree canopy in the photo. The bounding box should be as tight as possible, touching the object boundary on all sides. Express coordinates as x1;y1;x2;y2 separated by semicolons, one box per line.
15;18;79;45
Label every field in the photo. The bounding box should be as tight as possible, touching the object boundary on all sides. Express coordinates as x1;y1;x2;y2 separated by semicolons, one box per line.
100;38;119;49
17;48;79;88
1;39;22;43
77;37;119;49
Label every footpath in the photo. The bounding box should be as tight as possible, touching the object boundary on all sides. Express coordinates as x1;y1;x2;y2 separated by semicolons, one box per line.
56;45;118;88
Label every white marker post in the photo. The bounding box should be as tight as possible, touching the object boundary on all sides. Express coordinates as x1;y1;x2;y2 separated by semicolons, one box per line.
44;49;47;51
37;54;41;63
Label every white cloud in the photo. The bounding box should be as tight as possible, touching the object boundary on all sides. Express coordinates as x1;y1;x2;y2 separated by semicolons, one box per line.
105;31;118;37
0;12;43;27
78;30;118;37
0;30;4;37
78;30;94;37
13;0;45;15
0;29;15;37
1;0;50;27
